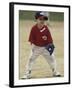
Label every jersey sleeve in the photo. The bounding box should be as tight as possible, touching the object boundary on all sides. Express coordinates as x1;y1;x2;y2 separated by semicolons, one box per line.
47;26;53;43
28;27;35;44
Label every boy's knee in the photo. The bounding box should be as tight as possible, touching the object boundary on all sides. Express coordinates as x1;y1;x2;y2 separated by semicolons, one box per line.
29;58;34;62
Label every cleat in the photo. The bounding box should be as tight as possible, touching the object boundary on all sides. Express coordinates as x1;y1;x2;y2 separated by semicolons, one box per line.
53;72;61;77
21;74;31;79
53;74;61;77
21;70;31;79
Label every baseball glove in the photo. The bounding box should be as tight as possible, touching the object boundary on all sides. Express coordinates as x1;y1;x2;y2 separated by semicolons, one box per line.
45;43;55;55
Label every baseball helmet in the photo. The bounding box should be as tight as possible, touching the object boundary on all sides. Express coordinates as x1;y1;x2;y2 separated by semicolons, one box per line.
35;11;48;20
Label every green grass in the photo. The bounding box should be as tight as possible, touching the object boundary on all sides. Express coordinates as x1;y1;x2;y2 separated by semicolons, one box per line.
19;11;64;21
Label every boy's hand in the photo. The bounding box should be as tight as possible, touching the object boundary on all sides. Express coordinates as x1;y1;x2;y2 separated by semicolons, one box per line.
45;43;55;55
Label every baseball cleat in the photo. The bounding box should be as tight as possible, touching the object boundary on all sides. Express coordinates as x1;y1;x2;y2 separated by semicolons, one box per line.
53;72;61;77
21;74;31;79
53;74;61;77
21;70;31;79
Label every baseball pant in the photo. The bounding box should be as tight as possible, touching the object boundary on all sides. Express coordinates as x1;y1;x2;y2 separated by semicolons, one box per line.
25;44;57;75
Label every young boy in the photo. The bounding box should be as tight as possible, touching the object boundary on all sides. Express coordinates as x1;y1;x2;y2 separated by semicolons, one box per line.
23;11;61;79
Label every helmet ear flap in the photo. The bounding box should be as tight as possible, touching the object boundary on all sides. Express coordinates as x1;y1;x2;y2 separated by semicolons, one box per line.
44;16;48;20
35;15;38;19
35;11;41;19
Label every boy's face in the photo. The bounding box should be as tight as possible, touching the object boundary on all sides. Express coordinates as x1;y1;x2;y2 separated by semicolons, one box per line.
37;17;45;25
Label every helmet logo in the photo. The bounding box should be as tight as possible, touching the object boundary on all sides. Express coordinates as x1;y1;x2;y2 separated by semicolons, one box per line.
40;12;45;16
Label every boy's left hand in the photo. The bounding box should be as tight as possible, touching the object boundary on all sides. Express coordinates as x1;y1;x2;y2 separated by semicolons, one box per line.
45;43;55;55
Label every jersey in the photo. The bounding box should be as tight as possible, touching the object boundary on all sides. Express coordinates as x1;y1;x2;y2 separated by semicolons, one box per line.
29;24;53;46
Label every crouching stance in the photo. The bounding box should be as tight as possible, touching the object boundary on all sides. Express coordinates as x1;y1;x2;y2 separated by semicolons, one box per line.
22;11;61;79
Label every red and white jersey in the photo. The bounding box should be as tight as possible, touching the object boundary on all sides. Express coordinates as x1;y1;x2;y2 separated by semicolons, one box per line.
29;24;53;46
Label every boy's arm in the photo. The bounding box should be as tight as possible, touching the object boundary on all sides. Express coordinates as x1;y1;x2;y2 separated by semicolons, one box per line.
47;27;53;43
45;26;55;55
28;28;35;45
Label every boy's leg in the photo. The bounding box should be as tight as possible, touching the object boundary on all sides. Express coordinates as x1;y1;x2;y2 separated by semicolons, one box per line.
25;52;39;78
42;48;61;77
22;46;40;79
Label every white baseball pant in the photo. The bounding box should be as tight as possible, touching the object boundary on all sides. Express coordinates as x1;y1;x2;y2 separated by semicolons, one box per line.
25;44;58;76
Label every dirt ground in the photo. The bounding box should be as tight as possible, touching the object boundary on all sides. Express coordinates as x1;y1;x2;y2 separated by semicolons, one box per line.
19;20;64;79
